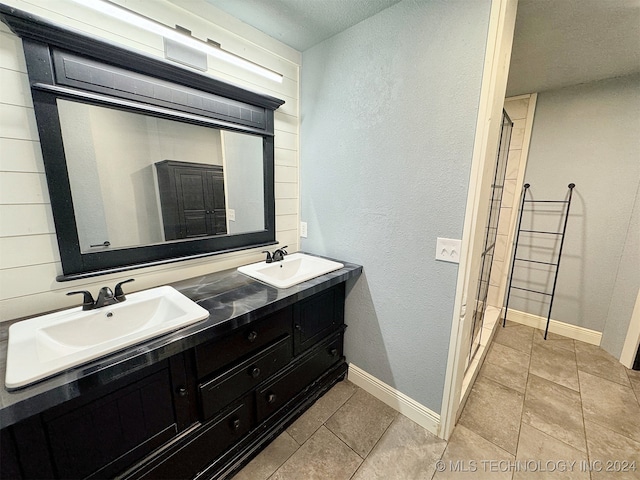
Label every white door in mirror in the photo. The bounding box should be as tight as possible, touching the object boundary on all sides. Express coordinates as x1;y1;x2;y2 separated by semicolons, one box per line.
5;286;209;389
237;253;343;288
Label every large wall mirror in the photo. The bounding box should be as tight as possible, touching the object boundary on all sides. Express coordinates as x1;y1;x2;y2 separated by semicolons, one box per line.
0;5;284;280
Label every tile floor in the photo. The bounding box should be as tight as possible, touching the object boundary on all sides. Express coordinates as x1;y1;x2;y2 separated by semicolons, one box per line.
233;322;640;479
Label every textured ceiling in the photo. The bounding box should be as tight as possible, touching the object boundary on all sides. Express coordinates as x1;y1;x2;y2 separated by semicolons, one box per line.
203;0;402;51
507;0;640;95
203;0;639;94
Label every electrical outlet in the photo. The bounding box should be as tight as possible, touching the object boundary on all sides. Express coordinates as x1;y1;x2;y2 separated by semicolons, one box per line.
227;209;235;221
435;237;461;263
300;222;308;238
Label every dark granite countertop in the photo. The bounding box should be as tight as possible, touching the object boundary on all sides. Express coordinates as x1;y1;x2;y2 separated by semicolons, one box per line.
0;254;362;428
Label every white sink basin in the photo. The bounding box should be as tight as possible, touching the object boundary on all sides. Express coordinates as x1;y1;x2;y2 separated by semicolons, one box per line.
5;286;209;389
237;253;344;288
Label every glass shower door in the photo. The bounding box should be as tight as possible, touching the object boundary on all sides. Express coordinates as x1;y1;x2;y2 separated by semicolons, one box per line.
468;110;513;367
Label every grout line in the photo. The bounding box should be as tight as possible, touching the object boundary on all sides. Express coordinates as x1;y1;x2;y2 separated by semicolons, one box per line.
345;411;398;480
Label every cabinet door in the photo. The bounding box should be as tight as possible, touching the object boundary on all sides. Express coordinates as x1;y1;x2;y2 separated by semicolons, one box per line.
0;428;22;479
206;169;227;235
293;283;345;356
175;167;210;238
43;366;179;479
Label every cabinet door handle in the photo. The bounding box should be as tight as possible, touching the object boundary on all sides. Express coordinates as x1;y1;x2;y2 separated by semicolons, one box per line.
250;366;261;379
176;386;188;397
247;331;258;343
267;392;277;404
294;324;303;332
330;348;338;357
231;418;241;431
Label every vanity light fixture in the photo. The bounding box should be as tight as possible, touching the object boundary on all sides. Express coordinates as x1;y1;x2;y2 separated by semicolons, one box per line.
72;0;284;83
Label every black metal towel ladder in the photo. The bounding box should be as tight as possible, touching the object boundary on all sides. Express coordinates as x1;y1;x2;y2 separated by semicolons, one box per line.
503;183;575;339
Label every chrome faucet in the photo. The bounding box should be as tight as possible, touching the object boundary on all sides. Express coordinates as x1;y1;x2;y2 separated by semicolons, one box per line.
67;279;135;310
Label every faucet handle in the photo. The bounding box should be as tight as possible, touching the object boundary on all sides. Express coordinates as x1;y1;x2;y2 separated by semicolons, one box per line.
114;278;135;302
262;251;273;263
67;290;95;311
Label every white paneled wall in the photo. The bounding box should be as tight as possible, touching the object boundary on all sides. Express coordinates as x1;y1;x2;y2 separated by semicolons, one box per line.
487;94;537;309
0;0;301;321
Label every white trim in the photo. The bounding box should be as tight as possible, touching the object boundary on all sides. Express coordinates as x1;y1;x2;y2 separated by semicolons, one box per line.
440;0;518;441
505;309;602;345
620;289;640;368
347;364;441;438
504;93;531;101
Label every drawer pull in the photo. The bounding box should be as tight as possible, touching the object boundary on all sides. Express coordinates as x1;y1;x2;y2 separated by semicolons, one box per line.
330;348;338;357
177;386;188;397
294;324;303;332
250;366;261;379
267;392;277;404
231;418;241;431
247;331;258;342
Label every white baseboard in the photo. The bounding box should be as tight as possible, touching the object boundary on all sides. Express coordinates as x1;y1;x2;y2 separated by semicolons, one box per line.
504;309;602;345
347;364;441;438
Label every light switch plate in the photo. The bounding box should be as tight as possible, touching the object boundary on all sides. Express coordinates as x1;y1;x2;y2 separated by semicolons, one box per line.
227;209;236;221
436;237;461;263
300;222;308;238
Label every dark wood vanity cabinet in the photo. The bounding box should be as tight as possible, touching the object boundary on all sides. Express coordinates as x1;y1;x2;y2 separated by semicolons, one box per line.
1;283;347;480
155;161;228;240
2;356;190;480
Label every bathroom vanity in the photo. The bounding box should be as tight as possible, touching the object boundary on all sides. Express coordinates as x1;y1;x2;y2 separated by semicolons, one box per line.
0;260;362;479
0;7;362;478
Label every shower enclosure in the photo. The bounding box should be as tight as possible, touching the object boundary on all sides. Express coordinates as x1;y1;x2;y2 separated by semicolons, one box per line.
467;109;513;367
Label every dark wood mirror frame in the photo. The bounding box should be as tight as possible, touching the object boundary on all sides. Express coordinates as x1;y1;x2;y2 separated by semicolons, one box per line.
0;4;285;281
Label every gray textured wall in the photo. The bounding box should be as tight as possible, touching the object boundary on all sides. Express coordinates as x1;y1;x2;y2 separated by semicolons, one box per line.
512;74;640;335
300;0;492;414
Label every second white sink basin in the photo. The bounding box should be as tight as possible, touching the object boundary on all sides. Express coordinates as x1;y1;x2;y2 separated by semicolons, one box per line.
237;253;344;288
6;286;209;389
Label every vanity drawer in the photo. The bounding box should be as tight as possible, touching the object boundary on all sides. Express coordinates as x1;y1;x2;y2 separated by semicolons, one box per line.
137;398;252;480
194;306;293;379
256;331;344;423
199;336;291;420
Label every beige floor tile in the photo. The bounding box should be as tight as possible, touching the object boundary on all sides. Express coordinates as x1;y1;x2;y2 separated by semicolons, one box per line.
522;374;586;452
579;370;640;443
325;388;397;457
529;341;579;391
287;380;357;444
494;324;534;354
584;420;640;480
480;342;530;393
234;431;299;480
458;376;524;455
352;414;447;480
532;329;575;352
514;424;589;479
269;426;362;480
575;341;631;386
434;424;513;480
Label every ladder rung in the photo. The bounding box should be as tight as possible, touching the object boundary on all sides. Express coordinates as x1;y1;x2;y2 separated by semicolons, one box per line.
524;200;569;204
515;258;558;266
511;286;552;296
520;229;563;235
